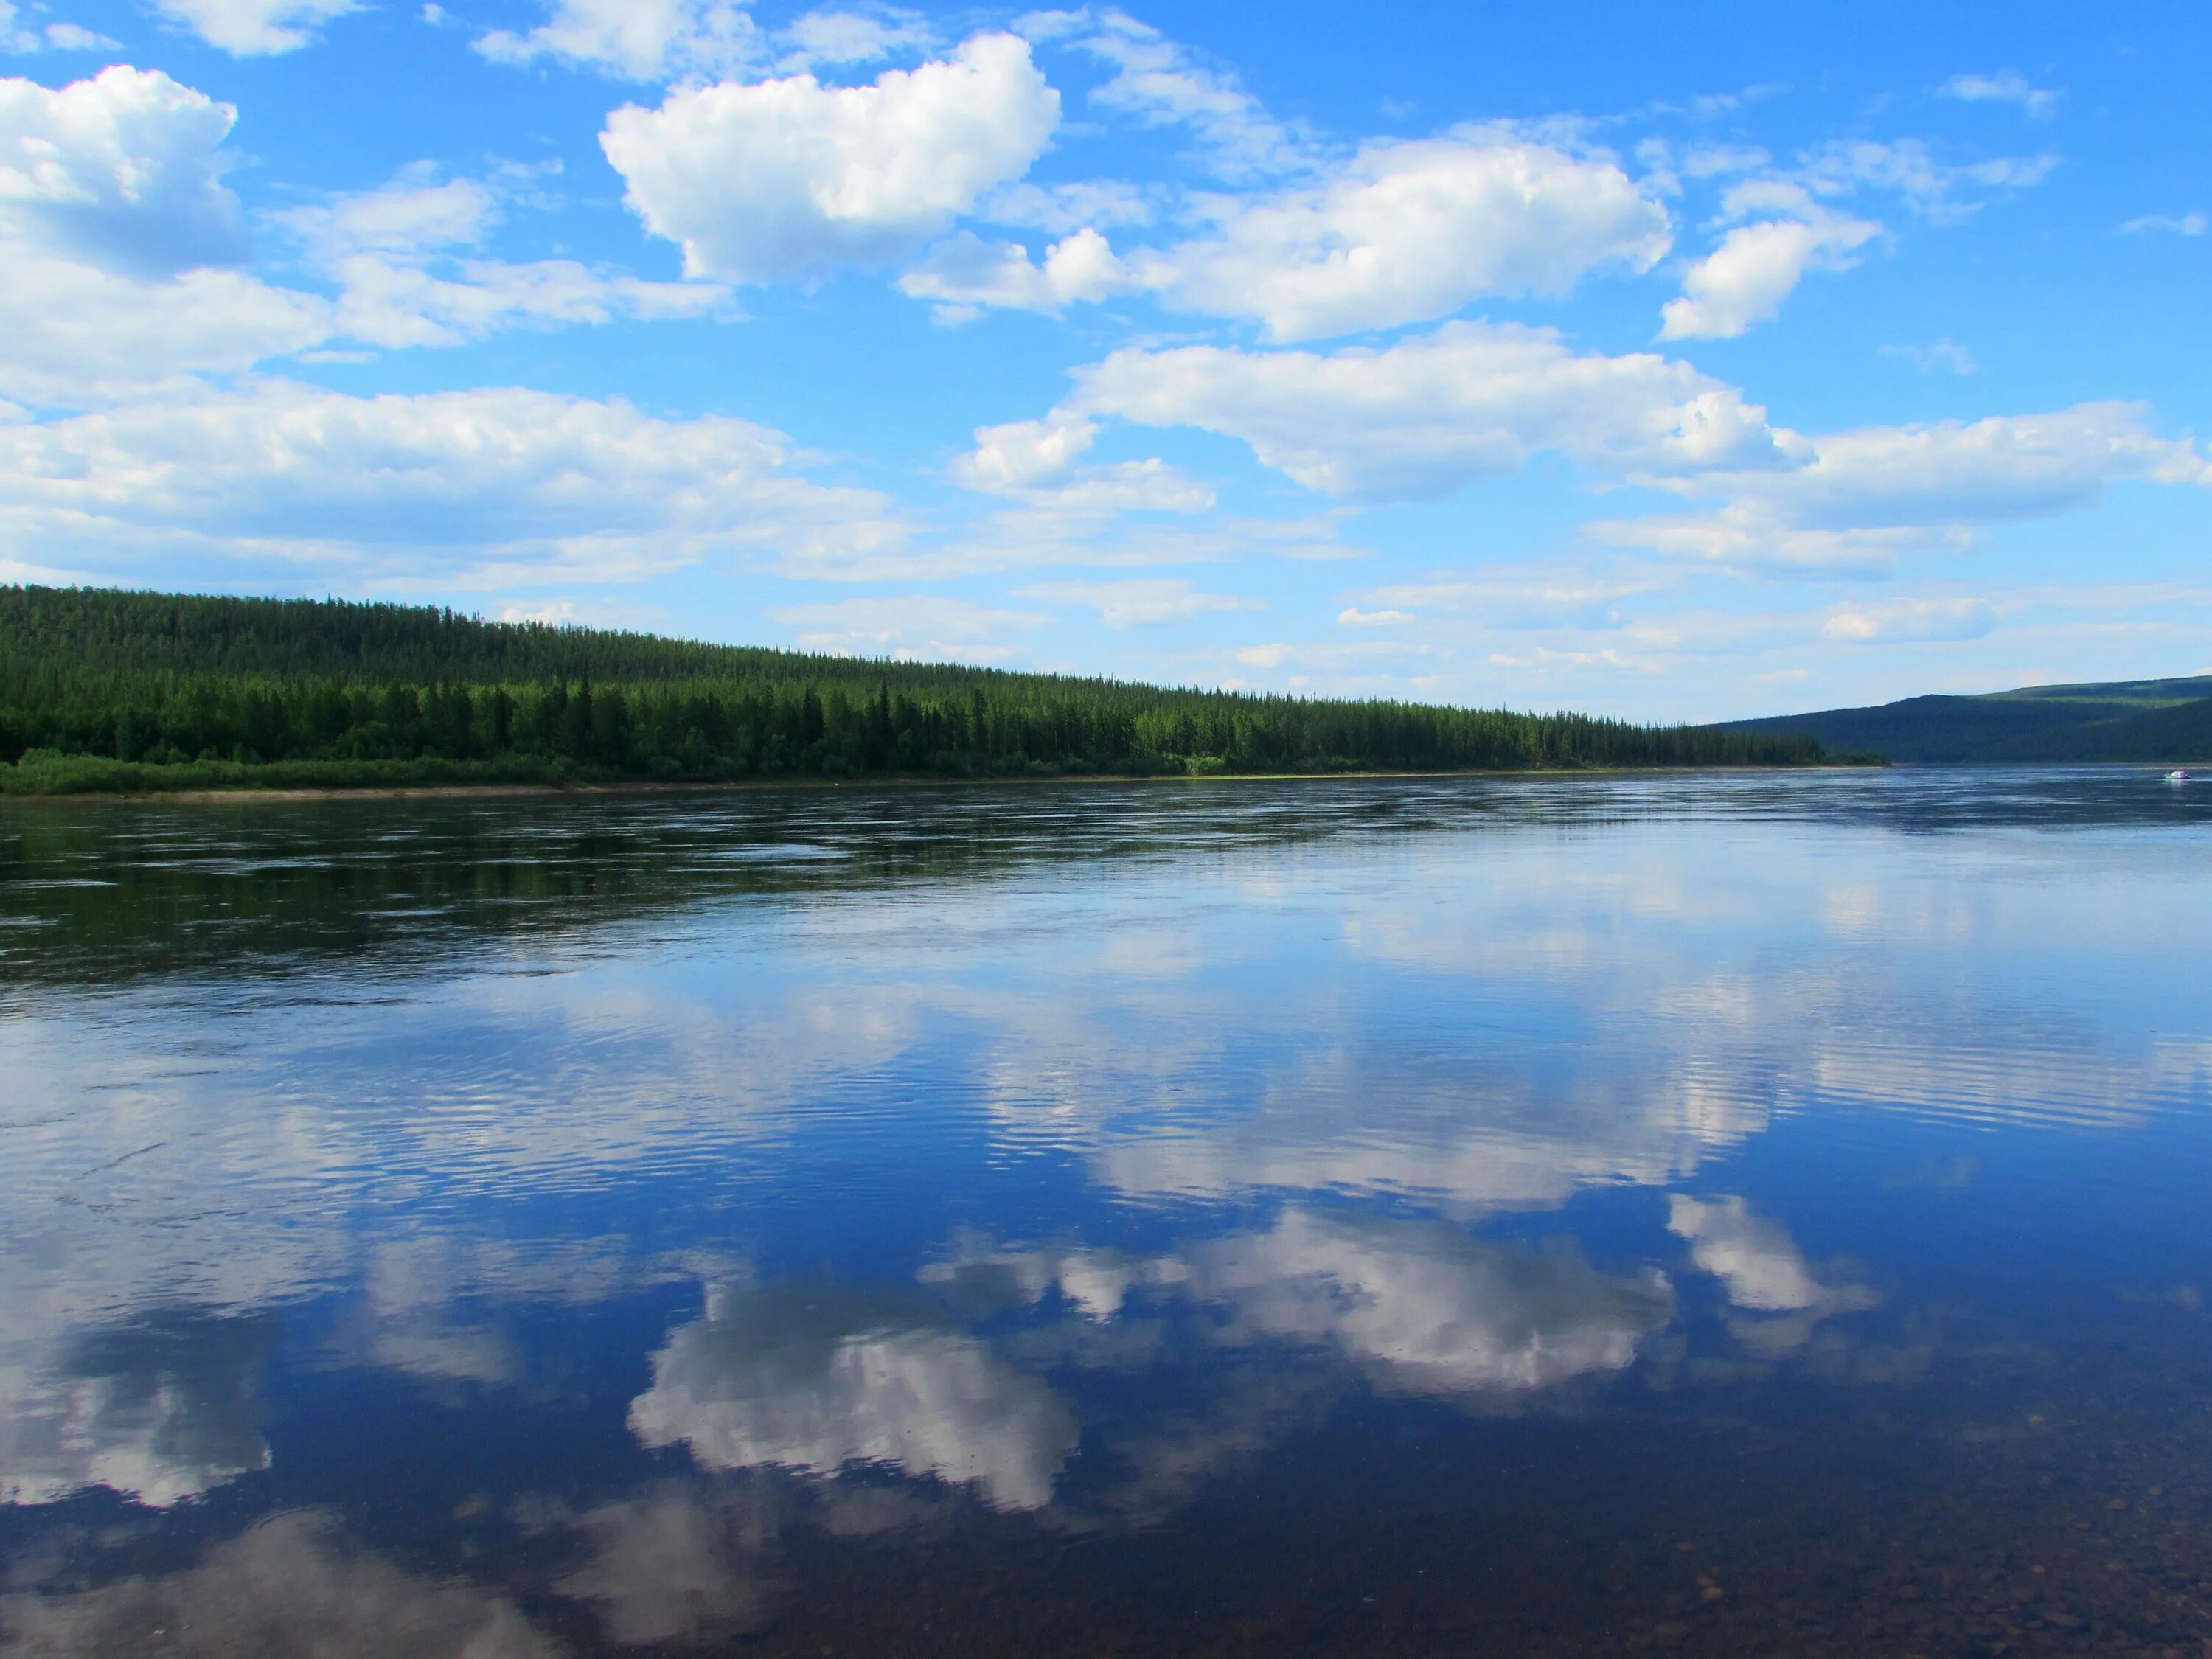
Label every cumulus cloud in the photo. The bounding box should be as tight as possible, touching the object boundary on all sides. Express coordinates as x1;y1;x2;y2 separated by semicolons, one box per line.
1063;320;1786;503
1141;131;1672;341
1660;184;1879;340
0;255;330;407
629;1282;1078;1511
954;410;1102;489
152;0;358;55
476;0;765;81
601;33;1060;283
907;130;1672;339
0;66;250;275
0;74;739;406
899;226;1139;317
0;379;908;585
949;411;1211;512
0;1511;557;1655
0;69;353;406
1596;400;2212;570
1938;69;2059;120
1017;576;1265;626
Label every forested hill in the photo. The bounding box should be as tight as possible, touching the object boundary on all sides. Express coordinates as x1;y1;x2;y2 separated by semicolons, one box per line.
1710;674;2212;763
0;585;1826;794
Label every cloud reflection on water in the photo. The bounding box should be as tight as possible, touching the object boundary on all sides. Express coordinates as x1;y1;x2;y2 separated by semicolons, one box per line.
0;1310;272;1509
630;1282;1078;1512
0;1512;554;1658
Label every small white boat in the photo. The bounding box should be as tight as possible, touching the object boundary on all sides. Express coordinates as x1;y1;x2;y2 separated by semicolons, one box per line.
2168;769;2191;782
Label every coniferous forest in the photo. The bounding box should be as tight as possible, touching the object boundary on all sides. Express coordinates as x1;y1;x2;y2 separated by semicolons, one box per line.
0;585;1830;793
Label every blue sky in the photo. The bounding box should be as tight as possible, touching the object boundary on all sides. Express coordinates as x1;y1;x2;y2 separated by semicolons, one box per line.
1;0;2205;719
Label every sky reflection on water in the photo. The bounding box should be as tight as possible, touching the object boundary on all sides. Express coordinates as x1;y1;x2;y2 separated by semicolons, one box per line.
1;771;2211;1655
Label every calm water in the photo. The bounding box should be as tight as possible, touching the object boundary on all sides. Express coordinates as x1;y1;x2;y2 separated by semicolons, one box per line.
3;771;2211;1657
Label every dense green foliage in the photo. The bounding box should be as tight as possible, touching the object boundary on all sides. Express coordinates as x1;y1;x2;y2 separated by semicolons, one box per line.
1714;675;2212;763
0;585;1825;793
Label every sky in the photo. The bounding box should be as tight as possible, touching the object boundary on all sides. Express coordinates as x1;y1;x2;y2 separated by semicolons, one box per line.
0;0;2206;720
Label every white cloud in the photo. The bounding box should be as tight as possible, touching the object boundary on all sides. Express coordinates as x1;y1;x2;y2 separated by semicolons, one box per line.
1018;577;1263;626
0;69;349;406
1881;338;1975;375
1;5;118;50
601;33;1060;283
2121;210;2206;237
629;1283;1077;1511
1596;401;2212;570
0;379;907;585
1818;596;1996;643
1938;69;2059;120
476;0;765;81
1023;5;1301;178
978;177;1152;232
0;253;331;406
949;410;1211;513
1336;606;1414;627
327;251;729;348
282;166;730;349
1066;320;1786;503
899;226;1139;316
153;0;358;55
0;66;249;275
1659;185;1879;340
1680;142;1771;179
1141;131;1671;341
954;410;1102;490
767;594;1048;660
779;8;929;70
282;166;498;259
1799;137;2056;225
477;0;936;82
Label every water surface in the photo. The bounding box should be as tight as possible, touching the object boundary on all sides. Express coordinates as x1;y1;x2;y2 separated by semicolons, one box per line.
3;770;2211;1656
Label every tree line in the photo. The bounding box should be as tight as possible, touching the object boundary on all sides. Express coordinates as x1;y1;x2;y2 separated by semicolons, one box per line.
0;585;1829;790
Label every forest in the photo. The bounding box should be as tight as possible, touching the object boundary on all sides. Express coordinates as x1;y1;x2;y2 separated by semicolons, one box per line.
0;585;1829;793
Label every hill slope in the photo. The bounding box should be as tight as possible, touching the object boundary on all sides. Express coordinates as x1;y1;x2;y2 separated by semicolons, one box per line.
0;585;1825;793
1711;674;2212;762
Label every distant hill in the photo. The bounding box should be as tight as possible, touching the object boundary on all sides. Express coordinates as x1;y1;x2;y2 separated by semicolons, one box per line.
1711;674;2212;762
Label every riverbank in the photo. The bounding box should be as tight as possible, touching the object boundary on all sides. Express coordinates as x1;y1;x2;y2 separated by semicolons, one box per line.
0;756;1883;806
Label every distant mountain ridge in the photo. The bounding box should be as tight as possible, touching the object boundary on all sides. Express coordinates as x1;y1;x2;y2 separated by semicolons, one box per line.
1712;674;2212;762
